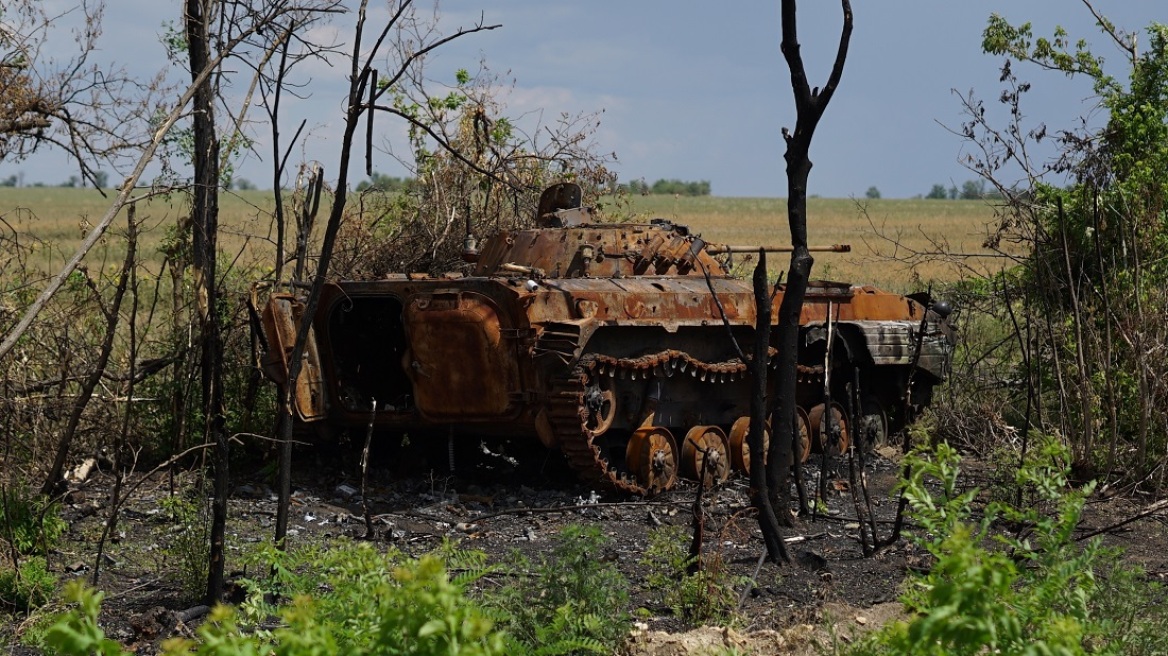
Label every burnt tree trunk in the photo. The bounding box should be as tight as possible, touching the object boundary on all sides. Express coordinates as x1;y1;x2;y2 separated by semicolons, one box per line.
275;14;374;548
750;251;790;563
766;0;852;518
185;0;228;605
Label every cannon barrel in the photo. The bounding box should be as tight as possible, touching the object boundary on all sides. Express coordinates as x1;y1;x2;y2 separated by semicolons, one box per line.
705;243;851;254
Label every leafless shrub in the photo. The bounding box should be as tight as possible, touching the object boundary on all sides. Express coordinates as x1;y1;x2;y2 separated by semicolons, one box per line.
333;62;619;279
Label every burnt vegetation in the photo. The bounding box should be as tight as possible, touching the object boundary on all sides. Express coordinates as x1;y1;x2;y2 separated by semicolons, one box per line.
2;0;1168;654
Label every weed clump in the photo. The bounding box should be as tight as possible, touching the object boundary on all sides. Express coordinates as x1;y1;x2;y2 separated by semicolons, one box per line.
0;483;67;558
847;437;1168;656
157;491;210;603
47;541;509;656
640;525;743;628
493;525;631;654
0;556;55;613
0;482;64;618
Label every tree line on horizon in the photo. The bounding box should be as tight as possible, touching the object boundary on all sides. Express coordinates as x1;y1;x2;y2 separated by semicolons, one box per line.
922;178;1003;200
1;169;1004;201
620;178;711;196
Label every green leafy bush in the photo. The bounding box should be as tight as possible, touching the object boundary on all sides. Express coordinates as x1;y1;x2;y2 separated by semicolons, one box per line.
0;485;68;557
46;541;508;656
493;525;630;654
0;485;64;616
44;583;129;656
640;526;742;627
172;554;504;656
229;539;505;655
0;556;56;613
158;492;210;603
1083;560;1168;655
847;438;1168;656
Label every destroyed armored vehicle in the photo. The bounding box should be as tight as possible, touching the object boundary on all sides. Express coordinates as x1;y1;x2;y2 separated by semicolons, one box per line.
261;183;955;494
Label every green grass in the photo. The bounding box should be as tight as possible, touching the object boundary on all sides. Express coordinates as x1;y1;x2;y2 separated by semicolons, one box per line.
1;188;1002;291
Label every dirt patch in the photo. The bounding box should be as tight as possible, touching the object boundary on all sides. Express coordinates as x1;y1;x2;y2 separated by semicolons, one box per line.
620;601;905;656
621;624;817;656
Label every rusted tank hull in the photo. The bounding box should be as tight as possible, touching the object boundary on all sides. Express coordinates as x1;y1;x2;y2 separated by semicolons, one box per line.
263;273;950;490
260;184;954;494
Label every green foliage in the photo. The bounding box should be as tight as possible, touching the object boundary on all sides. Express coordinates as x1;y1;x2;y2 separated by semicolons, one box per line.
9;608;58;651
44;582;128;656
493;525;630;654
356;172;412;193
158;492;210;603
641;526;691;591
46;542;508;656
236;540;505;655
639;526;742;627
0;484;67;557
193;555;503;656
621;178;711;196
864;186;881;200
845;436;1168;656
159;20;189;59
969;11;1168;475
1083;560;1168;655
921;180;990;201
651;179;711;196
982;15;1113;93
958;179;984;200
0;556;55;613
161;604;270;656
848;439;1112;656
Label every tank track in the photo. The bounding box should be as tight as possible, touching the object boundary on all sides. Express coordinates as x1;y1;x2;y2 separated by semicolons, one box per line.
547;357;641;494
545;348;826;495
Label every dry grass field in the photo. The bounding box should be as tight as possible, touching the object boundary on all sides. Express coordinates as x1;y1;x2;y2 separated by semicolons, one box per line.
0;187;279;286
625;194;1003;290
0;187;1003;292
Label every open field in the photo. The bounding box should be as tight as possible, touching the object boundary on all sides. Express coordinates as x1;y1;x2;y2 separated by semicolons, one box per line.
625;195;1005;291
0;187;1003;292
0;187;278;284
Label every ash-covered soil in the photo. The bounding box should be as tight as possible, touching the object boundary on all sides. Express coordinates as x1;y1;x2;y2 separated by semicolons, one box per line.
41;439;1168;655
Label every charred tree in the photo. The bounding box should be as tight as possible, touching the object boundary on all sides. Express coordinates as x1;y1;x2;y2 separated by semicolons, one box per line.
767;0;853;519
185;0;228;604
749;251;790;563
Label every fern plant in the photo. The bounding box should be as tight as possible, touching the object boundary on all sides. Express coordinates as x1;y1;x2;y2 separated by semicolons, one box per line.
492;525;629;654
45;540;509;656
640;525;742;627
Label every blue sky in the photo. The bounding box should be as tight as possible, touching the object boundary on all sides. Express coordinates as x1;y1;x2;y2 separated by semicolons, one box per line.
13;1;1166;197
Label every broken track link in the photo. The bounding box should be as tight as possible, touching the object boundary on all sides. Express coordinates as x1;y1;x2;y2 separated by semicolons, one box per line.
545;349;826;495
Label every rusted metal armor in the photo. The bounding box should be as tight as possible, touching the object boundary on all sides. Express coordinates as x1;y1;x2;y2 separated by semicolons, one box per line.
260;183;955;494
